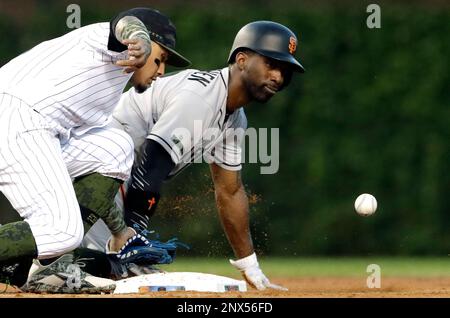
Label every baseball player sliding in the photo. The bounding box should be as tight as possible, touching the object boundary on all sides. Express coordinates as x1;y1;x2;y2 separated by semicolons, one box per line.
0;7;190;292
81;21;305;291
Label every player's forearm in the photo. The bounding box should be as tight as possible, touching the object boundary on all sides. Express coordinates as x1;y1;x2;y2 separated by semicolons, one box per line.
123;139;175;228
114;16;151;45
215;186;254;259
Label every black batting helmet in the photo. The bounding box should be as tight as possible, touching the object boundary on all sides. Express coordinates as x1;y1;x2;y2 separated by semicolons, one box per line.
227;21;305;73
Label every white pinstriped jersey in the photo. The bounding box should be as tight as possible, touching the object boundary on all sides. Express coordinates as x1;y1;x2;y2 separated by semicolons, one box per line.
0;22;131;140
112;67;247;176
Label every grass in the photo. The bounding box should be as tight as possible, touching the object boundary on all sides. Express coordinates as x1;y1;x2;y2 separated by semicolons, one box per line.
160;257;450;278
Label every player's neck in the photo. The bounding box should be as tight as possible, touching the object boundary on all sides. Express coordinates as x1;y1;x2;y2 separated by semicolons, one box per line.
226;65;251;113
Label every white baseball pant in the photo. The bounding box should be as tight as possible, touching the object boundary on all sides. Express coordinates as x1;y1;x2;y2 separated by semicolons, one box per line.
0;93;133;259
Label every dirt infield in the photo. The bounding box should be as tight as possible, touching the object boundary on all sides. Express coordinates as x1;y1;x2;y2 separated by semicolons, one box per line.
2;277;450;298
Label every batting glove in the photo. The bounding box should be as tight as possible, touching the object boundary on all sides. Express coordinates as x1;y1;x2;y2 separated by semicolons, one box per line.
229;253;288;291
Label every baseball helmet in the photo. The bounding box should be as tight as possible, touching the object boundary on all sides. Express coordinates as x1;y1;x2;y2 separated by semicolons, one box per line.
112;7;191;67
227;21;305;73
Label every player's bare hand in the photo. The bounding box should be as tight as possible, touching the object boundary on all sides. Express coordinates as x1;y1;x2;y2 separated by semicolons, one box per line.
116;38;152;73
107;227;136;252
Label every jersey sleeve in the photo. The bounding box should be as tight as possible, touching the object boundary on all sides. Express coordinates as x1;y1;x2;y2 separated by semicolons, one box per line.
205;110;247;171
112;87;151;153
83;23;128;59
148;90;213;165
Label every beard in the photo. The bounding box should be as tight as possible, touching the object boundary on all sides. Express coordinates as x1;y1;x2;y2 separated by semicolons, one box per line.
131;73;151;94
244;81;275;103
244;74;276;103
134;83;149;94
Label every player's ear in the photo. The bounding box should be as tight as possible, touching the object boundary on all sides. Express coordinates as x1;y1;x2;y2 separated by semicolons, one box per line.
235;51;248;71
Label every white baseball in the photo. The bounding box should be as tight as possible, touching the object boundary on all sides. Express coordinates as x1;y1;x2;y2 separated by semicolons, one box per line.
354;193;377;216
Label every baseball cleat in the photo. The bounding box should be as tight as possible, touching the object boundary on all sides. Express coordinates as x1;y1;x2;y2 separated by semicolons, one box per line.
22;254;116;294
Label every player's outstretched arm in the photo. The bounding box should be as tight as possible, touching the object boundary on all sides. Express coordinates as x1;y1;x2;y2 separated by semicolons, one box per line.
113;16;152;73
210;163;253;258
209;163;287;291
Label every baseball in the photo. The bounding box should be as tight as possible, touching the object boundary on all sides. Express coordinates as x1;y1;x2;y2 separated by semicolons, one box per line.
354;193;377;216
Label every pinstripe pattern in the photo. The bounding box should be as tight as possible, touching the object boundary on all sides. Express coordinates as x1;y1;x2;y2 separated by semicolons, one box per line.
0;94;83;258
62;126;134;181
0;23;131;141
0;22;135;258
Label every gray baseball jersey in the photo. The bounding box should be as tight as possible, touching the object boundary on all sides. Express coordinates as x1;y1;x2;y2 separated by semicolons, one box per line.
82;67;248;251
112;67;247;177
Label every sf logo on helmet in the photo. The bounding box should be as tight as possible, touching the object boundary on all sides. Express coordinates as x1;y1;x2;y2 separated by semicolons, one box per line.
288;36;297;55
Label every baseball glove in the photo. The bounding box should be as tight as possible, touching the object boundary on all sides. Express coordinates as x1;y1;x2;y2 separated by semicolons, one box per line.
107;227;189;279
